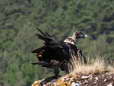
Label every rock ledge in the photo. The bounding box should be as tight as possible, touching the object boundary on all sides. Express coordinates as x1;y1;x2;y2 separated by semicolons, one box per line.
32;72;114;86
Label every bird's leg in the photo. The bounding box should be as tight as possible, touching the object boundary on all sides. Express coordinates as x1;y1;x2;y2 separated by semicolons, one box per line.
54;67;60;78
60;61;69;74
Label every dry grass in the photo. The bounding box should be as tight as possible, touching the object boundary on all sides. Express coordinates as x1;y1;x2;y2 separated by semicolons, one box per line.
69;56;114;75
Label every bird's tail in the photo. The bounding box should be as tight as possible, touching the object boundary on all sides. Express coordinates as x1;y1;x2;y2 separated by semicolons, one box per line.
31;62;39;65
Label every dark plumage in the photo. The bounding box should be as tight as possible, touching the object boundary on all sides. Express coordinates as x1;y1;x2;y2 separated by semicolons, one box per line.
32;29;88;76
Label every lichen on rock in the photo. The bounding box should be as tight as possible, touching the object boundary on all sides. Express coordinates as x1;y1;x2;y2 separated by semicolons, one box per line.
32;72;114;86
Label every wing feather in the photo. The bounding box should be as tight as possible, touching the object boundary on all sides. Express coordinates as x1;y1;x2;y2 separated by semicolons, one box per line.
36;29;63;49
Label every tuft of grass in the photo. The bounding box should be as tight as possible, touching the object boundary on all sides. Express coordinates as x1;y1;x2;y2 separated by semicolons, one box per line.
69;56;114;75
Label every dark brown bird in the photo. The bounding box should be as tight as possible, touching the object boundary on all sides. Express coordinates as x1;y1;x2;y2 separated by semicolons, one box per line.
32;29;88;76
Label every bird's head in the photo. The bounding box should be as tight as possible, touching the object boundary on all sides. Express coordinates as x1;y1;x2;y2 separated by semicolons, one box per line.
75;32;88;39
64;32;88;45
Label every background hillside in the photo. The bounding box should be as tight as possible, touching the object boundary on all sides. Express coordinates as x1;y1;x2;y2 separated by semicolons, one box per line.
0;0;114;86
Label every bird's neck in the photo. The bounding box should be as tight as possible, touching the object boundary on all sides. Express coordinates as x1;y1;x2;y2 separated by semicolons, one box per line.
64;37;77;45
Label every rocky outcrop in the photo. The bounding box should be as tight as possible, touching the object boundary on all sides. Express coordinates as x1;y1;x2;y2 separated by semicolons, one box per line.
32;72;114;86
32;59;114;86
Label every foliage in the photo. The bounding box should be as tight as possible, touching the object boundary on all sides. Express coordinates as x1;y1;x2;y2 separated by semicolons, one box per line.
0;0;114;86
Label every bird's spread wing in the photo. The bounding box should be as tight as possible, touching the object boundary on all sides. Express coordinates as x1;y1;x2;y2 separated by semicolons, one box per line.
36;28;63;49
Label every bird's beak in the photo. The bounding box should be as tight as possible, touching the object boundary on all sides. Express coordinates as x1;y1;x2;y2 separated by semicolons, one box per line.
84;34;88;38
